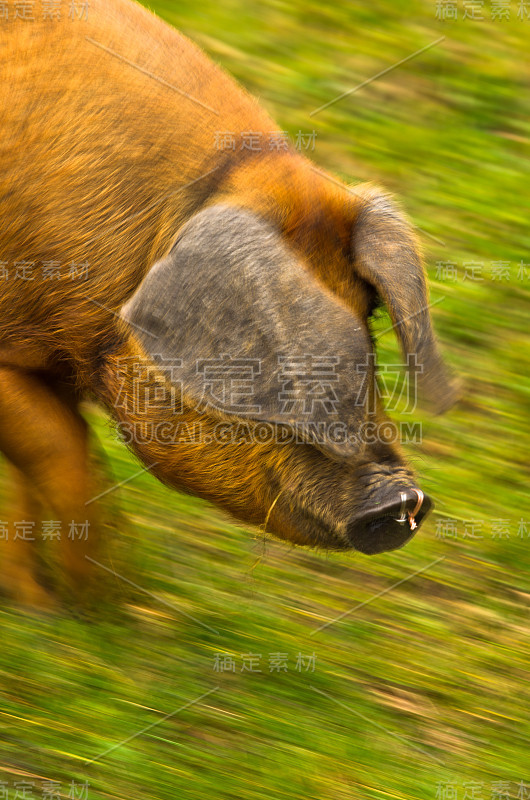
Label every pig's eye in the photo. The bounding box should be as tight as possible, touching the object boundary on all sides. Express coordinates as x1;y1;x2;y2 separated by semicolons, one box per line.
367;318;378;352
367;290;384;319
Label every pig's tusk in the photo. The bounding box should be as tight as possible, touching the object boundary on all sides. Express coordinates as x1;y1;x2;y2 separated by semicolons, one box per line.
407;489;424;531
410;489;424;519
395;492;408;524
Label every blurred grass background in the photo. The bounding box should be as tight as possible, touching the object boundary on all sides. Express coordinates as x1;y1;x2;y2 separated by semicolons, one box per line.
1;0;529;797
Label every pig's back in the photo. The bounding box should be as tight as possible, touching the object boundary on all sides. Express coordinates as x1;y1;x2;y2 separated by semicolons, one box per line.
0;0;277;365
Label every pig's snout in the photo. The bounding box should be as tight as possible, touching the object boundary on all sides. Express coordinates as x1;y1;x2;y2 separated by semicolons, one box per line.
348;487;433;554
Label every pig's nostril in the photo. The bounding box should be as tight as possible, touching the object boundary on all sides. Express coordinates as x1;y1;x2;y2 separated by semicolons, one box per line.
348;489;433;555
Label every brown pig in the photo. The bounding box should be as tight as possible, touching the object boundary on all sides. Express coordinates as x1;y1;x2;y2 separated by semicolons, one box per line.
0;0;458;606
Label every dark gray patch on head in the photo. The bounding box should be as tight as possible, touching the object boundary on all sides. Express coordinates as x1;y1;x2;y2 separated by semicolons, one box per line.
122;204;374;458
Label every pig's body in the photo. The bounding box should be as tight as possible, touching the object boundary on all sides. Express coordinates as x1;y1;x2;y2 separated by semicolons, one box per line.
0;0;288;374
0;0;456;607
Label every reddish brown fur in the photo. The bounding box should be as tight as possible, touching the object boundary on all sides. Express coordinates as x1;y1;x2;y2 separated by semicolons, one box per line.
0;0;437;606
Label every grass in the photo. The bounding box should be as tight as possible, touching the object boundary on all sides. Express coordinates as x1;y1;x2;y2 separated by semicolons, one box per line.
0;1;529;798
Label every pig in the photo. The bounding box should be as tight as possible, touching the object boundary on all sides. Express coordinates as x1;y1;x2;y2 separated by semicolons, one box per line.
0;0;458;607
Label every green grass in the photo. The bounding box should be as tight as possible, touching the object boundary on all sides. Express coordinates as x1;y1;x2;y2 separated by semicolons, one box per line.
1;1;529;798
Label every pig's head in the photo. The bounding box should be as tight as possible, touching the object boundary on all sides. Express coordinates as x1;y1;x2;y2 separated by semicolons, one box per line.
114;190;458;554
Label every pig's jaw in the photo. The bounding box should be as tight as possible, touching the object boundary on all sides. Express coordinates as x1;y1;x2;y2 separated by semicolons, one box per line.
95;341;431;555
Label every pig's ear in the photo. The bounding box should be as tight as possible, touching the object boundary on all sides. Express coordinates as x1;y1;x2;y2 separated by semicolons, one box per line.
352;185;459;413
120;204;374;459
